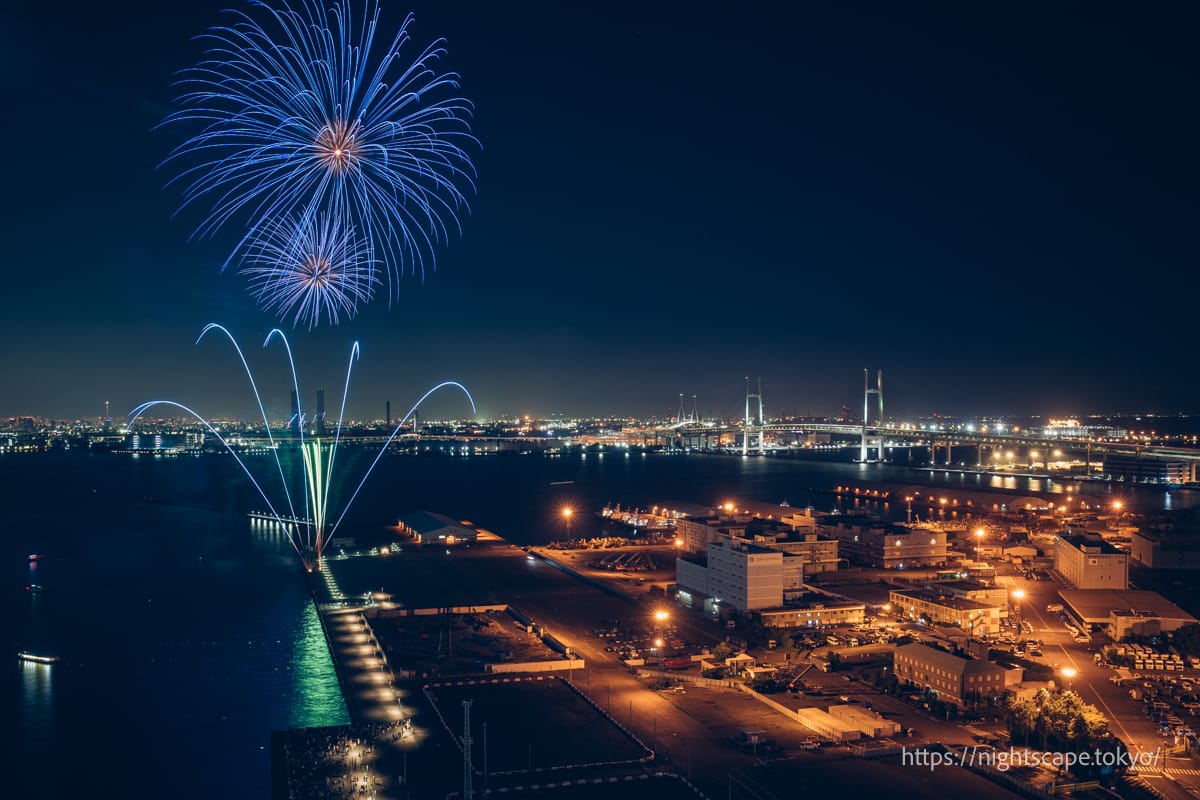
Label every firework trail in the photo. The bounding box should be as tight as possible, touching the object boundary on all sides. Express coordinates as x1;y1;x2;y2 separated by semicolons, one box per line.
129;325;476;571
161;0;478;317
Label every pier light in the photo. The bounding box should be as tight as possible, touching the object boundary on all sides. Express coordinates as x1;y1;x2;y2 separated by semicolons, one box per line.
1112;500;1124;512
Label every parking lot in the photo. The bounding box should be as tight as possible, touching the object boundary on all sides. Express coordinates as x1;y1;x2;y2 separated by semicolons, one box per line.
424;678;650;772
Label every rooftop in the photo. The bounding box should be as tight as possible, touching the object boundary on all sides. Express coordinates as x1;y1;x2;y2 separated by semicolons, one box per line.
1059;588;1198;623
895;642;976;675
1058;533;1124;555
399;510;476;536
931;579;996;592
891;589;1000;611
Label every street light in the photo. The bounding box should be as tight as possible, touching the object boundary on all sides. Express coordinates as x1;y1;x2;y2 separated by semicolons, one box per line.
974;528;985;559
561;506;574;538
653;609;670;668
1011;589;1024;633
905;496;913;524
1060;666;1077;692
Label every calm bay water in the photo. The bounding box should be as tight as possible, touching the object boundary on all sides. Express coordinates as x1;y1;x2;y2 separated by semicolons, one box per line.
6;448;1195;798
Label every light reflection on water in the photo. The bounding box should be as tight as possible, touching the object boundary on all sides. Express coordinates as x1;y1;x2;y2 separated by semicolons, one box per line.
290;601;348;729
19;660;54;731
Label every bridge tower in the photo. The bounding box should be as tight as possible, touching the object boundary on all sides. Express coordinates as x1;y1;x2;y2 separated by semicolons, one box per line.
676;393;686;424
743;377;765;456
860;369;884;462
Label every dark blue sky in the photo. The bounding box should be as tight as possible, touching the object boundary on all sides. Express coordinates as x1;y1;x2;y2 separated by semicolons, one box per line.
2;1;1198;421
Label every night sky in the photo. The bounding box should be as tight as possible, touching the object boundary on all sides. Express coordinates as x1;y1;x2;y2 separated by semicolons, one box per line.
3;1;1198;421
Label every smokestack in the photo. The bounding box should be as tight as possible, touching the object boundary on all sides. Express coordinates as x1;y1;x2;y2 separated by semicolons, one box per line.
316;388;326;437
386;400;391;427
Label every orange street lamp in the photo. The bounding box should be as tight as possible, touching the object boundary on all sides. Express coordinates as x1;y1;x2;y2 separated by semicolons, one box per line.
1061;666;1077;691
561;506;574;537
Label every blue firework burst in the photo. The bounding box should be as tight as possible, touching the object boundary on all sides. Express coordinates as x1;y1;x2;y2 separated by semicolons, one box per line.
242;212;378;329
161;0;477;305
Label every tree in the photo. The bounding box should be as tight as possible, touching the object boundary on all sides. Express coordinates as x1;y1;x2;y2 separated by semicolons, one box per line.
713;642;733;661
1173;623;1200;659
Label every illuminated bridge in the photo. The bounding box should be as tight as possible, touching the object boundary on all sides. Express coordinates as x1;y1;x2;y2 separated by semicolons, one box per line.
623;370;1200;473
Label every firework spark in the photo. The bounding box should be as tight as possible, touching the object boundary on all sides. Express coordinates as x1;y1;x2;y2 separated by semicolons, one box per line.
161;0;477;308
242;212;378;329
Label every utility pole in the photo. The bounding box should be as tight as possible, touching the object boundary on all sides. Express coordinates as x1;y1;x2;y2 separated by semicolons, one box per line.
462;700;473;800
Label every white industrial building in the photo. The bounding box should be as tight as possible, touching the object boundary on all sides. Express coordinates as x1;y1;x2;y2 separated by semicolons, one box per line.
677;539;809;613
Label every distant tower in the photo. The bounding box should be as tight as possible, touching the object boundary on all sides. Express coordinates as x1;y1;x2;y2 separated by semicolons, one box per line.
386;400;391;427
290;390;301;438
315;388;326;437
860;369;884;462
412;409;420;437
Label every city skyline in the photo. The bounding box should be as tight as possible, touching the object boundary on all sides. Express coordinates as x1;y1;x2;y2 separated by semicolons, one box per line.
4;1;1200;420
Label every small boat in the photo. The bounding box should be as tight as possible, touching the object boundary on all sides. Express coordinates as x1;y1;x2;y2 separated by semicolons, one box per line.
28;554;42;562
25;584;45;593
18;652;59;664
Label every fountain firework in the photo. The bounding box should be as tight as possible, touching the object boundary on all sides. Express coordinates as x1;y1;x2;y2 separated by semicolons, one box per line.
129;324;475;572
